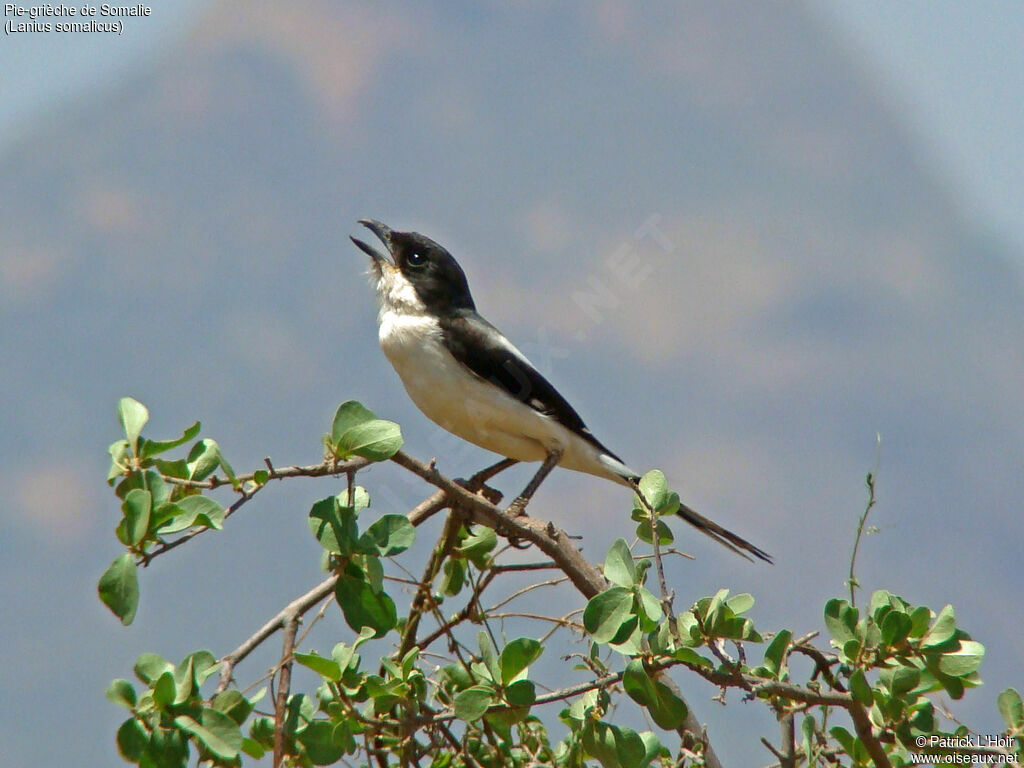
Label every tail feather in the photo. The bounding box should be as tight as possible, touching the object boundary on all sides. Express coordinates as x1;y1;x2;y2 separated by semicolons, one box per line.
630;478;773;563
674;500;773;564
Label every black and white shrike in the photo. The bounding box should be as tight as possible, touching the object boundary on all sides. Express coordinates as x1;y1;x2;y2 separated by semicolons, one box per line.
352;219;771;563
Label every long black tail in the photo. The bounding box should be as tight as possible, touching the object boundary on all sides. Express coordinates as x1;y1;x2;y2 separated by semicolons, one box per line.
674;500;773;563
629;478;773;563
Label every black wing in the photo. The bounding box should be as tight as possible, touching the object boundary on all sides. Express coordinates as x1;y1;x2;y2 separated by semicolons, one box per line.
439;310;624;461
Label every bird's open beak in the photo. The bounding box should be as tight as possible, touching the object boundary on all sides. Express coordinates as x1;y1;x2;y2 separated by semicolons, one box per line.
351;219;395;270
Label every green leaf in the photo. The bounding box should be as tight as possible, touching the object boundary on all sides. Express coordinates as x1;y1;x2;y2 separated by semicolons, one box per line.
330;401;377;444
359;553;385;592
676;612;701;646
173;656;195;704
504;678;536;708
241;736;266;759
801;715;816;761
457;525;498;567
608;615;643;656
153;671;176;709
908;605;933;638
295;651;342;682
759;629;791;677
717;616;761;642
212;690;254;725
603;538;636;587
186;439;222;482
478;631;500;682
623;659;658;706
869;589;896;616
439;558;465;596
118;397;149;453
152;458;189;482
701;588;729;627
582;720;648;768
145;470;171;508
849;669;873;706
937;640;985;677
998;688;1024;729
672;647;712;668
249;716;275;746
454;685;495;722
881;609;913;647
922;605;957;648
499;638;543;685
830;725;857;757
842;638;861;663
880;666;920;696
360;514;416;556
139;421;201;460
823;599;857;645
122;489;152;546
335;574;397;638
107;439;131;483
636;587;663;626
634;517;674;546
175;708;243;760
297;720;345;766
331;632;371;676
308;495;358;554
339;485;371;512
187;650;219;685
98;553;139;625
583;586;636;644
726;593;755;615
106;679;137;709
134;653;173;684
337;420;404;461
623;660;688;729
217;450;237;488
116;718;149;761
939;673;965;699
635;470;668;511
156;496;227;534
148;727;190;766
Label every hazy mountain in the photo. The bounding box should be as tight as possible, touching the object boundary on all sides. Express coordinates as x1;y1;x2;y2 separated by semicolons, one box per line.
2;2;1020;765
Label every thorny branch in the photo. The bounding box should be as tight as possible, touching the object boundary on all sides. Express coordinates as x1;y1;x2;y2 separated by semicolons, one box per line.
151;448;974;768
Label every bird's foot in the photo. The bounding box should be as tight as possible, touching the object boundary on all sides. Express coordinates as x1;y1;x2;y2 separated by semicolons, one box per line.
506;496;530;517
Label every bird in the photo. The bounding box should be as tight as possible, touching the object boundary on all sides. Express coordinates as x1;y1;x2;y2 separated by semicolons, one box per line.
351;219;771;563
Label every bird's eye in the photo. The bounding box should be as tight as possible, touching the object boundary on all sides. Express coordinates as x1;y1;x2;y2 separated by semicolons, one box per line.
406;252;427;268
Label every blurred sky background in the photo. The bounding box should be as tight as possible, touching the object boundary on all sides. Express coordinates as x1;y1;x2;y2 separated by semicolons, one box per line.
1;2;1022;766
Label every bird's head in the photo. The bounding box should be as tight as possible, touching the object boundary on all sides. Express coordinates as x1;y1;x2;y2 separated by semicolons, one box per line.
351;219;475;315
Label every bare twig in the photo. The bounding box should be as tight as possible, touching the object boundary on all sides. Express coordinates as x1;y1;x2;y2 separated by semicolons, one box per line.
848;436;881;606
387;449;729;768
142;457;370;565
485;576;567;613
273;615;299;768
849;699;892;768
398;510;463;660
216;576;337;694
389;451;608;599
161;457;371;490
780;712;796;768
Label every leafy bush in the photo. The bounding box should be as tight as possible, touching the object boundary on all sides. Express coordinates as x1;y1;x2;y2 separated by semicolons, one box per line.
100;398;1023;767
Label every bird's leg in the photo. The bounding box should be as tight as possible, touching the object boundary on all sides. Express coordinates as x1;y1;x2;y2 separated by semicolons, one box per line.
456;457;520;506
506;448;563;517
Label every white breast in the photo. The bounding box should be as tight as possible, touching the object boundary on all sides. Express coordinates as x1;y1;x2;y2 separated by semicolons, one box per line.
378;308;552;463
373;268;634;485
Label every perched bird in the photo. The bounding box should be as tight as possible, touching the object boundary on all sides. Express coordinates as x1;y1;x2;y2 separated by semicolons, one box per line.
352;219;771;562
